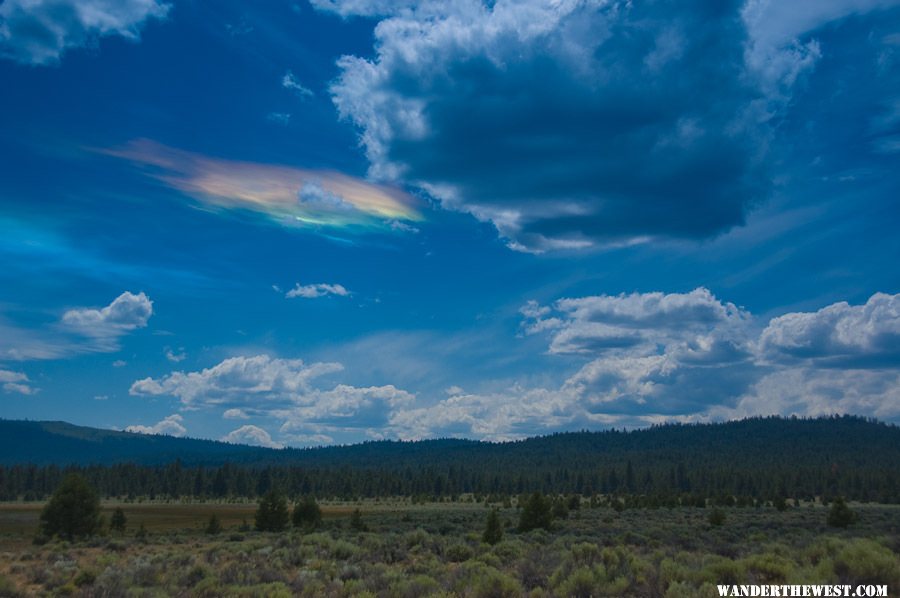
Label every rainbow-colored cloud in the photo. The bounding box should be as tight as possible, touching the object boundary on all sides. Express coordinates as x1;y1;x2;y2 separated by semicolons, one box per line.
104;139;422;231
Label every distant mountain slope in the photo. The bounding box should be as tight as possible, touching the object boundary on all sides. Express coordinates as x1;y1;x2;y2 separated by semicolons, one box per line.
0;420;272;466
2;415;898;470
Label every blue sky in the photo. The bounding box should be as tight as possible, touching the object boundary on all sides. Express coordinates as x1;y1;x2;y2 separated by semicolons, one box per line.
1;0;899;447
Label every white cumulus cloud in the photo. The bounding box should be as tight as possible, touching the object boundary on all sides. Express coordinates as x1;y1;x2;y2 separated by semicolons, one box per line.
223;408;250;420
125;414;187;437
285;283;350;299
129;354;344;408
62;291;153;338
758;292;900;366
221;425;283;449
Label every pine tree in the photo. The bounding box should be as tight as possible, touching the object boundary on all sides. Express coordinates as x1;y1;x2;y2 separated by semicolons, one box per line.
292;495;322;530
482;508;503;545
110;507;127;533
205;513;222;535
518;492;553;532
39;473;102;540
349;508;367;531
826;496;857;528
255;490;289;532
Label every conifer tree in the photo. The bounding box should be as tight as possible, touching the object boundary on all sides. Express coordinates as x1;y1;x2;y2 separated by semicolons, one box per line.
826;496;857;528
110;507;127;533
292;495;322;530
518;492;553;532
483;508;503;545
255;490;289;532
39;473;102;540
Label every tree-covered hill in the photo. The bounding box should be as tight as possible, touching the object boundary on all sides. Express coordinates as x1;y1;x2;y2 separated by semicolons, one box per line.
1;415;898;502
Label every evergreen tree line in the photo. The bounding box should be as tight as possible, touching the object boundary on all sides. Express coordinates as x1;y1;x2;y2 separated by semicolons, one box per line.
3;456;898;504
2;415;898;504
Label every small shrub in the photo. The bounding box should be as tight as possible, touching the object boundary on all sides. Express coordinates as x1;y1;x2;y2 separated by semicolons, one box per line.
454;562;522;598
555;566;602;598
832;539;900;587
73;569;96;587
552;499;570;520
0;573;23;598
446;543;474;563
708;509;726;527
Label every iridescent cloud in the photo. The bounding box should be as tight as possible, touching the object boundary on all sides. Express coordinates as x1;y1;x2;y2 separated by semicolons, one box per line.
104;139;422;231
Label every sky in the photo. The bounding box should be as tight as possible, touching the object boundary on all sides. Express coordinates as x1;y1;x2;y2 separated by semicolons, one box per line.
1;0;899;448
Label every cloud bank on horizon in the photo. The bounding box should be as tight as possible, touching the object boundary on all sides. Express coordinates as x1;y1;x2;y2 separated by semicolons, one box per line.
123;290;900;443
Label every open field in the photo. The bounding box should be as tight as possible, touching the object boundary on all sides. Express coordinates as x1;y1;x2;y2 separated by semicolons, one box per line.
1;500;899;596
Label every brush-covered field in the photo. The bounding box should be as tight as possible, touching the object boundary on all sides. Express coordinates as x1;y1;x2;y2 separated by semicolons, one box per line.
1;500;898;597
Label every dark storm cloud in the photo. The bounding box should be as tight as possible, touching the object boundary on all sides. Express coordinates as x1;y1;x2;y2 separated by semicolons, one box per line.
329;0;773;251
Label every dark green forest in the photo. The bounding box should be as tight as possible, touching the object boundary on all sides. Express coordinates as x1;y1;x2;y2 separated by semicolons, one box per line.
2;415;899;504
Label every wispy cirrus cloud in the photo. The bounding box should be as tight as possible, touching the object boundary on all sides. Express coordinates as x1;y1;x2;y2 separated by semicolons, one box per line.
0;369;38;395
102;139;422;233
282;71;314;98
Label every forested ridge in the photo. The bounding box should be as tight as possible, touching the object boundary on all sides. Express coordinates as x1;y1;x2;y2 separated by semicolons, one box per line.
2;415;898;503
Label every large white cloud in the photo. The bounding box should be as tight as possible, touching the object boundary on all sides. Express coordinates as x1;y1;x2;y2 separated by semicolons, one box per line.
717;367;900;422
130;355;417;443
129;355;344;408
524;287;753;358
0;0;170;65
758;292;900;366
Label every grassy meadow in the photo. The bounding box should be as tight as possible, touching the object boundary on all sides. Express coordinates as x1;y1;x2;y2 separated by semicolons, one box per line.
1;498;899;597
